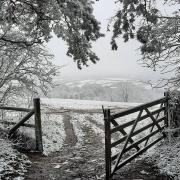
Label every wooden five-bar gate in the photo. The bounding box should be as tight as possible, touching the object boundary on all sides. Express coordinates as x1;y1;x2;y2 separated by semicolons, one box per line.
0;98;43;152
103;94;169;180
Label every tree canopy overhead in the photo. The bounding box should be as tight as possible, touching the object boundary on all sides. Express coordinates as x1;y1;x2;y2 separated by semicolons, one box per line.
0;0;104;69
0;0;104;102
1;0;180;89
110;0;180;87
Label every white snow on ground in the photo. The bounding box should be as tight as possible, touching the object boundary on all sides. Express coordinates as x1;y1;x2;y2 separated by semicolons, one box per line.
0;138;30;180
71;113;105;146
41;98;141;154
1;97;174;180
70;114;85;146
88;113;104;126
41;113;66;154
41;98;141;155
41;98;140;110
105;78;131;82
41;98;160;156
152;137;180;179
0;97;172;179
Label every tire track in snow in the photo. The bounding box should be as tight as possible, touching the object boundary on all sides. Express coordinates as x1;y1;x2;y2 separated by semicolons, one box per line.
85;114;104;130
62;113;77;147
71;113;105;147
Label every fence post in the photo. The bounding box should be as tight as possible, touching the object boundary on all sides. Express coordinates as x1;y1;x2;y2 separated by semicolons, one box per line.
104;109;111;180
34;98;43;152
164;91;169;127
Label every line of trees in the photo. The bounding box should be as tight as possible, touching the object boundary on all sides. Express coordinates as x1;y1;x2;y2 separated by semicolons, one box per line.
48;82;162;103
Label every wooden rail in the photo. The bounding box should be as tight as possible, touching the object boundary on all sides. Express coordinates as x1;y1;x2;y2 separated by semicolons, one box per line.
103;94;169;180
9;110;35;136
0;98;43;152
0;106;32;112
2;121;35;128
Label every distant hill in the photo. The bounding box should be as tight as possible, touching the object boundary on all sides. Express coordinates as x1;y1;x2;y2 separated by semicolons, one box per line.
48;77;163;103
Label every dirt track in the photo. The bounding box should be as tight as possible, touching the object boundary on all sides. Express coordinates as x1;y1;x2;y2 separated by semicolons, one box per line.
25;112;173;180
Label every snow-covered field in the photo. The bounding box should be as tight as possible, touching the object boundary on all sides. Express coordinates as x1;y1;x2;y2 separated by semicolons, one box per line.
49;77;163;103
40;98;163;156
41;98;140;110
58;78;145;88
40;98;138;154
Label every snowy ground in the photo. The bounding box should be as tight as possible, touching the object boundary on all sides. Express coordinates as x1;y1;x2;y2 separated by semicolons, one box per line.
152;137;180;180
40;98;143;155
0;98;140;179
41;98;140;110
0;133;31;180
0;98;177;179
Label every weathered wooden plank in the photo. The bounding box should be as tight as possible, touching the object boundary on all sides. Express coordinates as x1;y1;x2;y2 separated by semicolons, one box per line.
0;106;32;112
111;119;140;151
111;107;165;134
9;110;34;136
113;136;164;174
111;97;166;119
164;92;169;127
104;95;169;178
124;127;164;153
111;126;165;162
145;108;166;138
111;117;165;148
144;103;163;146
145;108;163;131
34;98;43;152
111;110;143;174
104;109;111;180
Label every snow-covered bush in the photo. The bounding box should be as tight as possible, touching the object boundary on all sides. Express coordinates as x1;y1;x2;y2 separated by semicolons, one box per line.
0;138;31;179
153;138;180;179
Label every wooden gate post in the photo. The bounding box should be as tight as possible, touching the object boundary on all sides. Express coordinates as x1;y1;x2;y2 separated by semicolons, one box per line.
34;98;43;152
104;109;111;180
164;91;169;127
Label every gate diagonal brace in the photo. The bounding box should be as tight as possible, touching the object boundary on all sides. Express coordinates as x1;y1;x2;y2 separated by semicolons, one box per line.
111;119;140;151
144;108;166;137
112;110;143;174
145;102;163;146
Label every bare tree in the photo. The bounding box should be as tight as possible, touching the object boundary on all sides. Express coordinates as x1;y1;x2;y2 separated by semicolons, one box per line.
0;42;58;104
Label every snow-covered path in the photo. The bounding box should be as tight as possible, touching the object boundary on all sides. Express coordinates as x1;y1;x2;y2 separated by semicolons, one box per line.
25;109;171;180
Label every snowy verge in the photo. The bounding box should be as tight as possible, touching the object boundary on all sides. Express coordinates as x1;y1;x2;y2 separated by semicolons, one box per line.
41;113;66;155
152;138;180;180
0;138;30;180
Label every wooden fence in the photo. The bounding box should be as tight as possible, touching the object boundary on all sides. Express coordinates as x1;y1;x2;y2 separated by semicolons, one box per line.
103;95;169;180
0;98;43;152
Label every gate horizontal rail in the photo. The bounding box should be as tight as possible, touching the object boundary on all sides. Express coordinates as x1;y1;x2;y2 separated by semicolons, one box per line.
0;106;32;112
0;98;43;152
111;97;166;119
103;94;169;180
110;107;165;134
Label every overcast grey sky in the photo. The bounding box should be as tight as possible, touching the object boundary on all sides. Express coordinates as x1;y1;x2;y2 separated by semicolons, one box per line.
47;1;164;80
